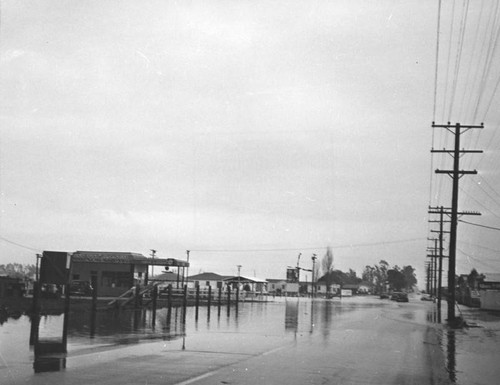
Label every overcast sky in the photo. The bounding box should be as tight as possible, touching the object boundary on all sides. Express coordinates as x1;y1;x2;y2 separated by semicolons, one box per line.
1;0;500;285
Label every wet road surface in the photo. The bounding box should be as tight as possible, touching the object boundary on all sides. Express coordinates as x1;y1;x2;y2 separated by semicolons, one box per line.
2;295;497;384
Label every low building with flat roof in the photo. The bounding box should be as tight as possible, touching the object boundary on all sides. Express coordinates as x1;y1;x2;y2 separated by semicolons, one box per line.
41;250;189;297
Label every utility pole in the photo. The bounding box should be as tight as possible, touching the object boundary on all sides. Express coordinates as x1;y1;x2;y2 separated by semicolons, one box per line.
426;240;438;297
428;206;450;312
425;262;431;294
431;122;483;324
426;244;435;295
186;250;190;285
311;254;317;298
150;249;157;279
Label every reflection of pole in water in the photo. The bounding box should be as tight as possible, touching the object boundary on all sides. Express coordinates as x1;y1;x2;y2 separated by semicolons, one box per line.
285;299;299;334
29;281;41;346
446;330;457;383
310;300;315;334
90;309;97;338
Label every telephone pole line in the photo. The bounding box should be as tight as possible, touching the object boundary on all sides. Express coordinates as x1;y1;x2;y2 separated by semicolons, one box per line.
431;122;483;325
428;206;451;315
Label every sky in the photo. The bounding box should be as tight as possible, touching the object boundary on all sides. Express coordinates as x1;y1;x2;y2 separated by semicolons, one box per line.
1;0;500;286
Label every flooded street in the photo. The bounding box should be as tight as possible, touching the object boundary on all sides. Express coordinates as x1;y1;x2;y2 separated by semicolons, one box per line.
1;296;500;384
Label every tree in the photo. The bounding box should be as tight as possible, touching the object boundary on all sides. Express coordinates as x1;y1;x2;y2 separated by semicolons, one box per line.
362;265;376;287
387;268;405;291
0;263;36;279
401;265;417;290
321;247;334;293
373;260;389;294
321;247;334;274
467;268;484;290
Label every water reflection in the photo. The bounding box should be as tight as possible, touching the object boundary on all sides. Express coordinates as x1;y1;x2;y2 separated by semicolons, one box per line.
426;306;442;324
445;330;457;383
285;300;299;333
67;307;187;345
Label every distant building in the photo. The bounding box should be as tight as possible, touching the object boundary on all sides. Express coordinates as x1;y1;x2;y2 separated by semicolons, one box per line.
187;272;227;290
223;276;268;293
267;279;288;296
479;273;500;311
0;276;26;298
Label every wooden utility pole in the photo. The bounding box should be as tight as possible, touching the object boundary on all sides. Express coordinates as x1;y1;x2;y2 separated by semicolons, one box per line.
431;122;483;324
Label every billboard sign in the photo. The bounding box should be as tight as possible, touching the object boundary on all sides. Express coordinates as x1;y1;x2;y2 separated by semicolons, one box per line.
286;268;298;283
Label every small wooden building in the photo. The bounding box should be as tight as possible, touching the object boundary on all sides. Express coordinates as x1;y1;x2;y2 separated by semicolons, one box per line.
69;251;189;296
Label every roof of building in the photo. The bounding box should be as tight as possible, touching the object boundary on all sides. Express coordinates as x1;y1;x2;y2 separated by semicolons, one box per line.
71;251;179;266
188;272;226;281
223;275;268;283
151;272;183;282
266;278;287;283
483;273;500;282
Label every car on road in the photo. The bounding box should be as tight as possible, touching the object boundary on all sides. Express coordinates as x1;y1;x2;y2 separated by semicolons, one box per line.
390;292;409;302
69;280;93;296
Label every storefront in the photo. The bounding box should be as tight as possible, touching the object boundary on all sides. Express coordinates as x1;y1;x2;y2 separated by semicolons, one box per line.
69;251;178;297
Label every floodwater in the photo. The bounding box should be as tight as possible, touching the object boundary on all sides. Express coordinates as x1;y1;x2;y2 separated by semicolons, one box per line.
0;297;385;382
1;296;500;384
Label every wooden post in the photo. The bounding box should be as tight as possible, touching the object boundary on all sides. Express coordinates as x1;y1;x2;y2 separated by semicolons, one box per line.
182;285;187;323
207;285;212;316
62;283;70;351
166;285;172;326
227;286;231;316
235;285;239;311
183;284;188;308
218;286;222;317
29;281;40;346
90;285;97;338
152;285;158;328
91;285;97;312
195;284;200;321
134;283;141;309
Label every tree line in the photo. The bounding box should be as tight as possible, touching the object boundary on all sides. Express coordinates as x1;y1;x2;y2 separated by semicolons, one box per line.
317;247;417;294
0;263;36;279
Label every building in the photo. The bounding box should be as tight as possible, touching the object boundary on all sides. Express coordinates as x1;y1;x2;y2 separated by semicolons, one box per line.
479;273;500;311
0;276;26;298
40;250;189;297
187;272;226;290
223;276;268;293
267;279;288;296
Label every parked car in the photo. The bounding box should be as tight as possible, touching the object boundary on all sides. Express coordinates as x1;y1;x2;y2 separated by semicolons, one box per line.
69;280;93;296
390;292;409;302
420;294;434;301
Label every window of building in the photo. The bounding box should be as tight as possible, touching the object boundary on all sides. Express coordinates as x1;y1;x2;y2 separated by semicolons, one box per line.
206;281;210;286
101;271;131;288
72;274;80;280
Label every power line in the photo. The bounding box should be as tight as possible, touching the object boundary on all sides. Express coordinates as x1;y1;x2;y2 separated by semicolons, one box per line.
190;237;425;253
0;236;42;252
458;219;500;231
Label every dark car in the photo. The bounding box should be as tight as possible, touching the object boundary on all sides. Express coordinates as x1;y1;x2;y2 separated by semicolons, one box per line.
391;292;409;302
69;280;93;296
